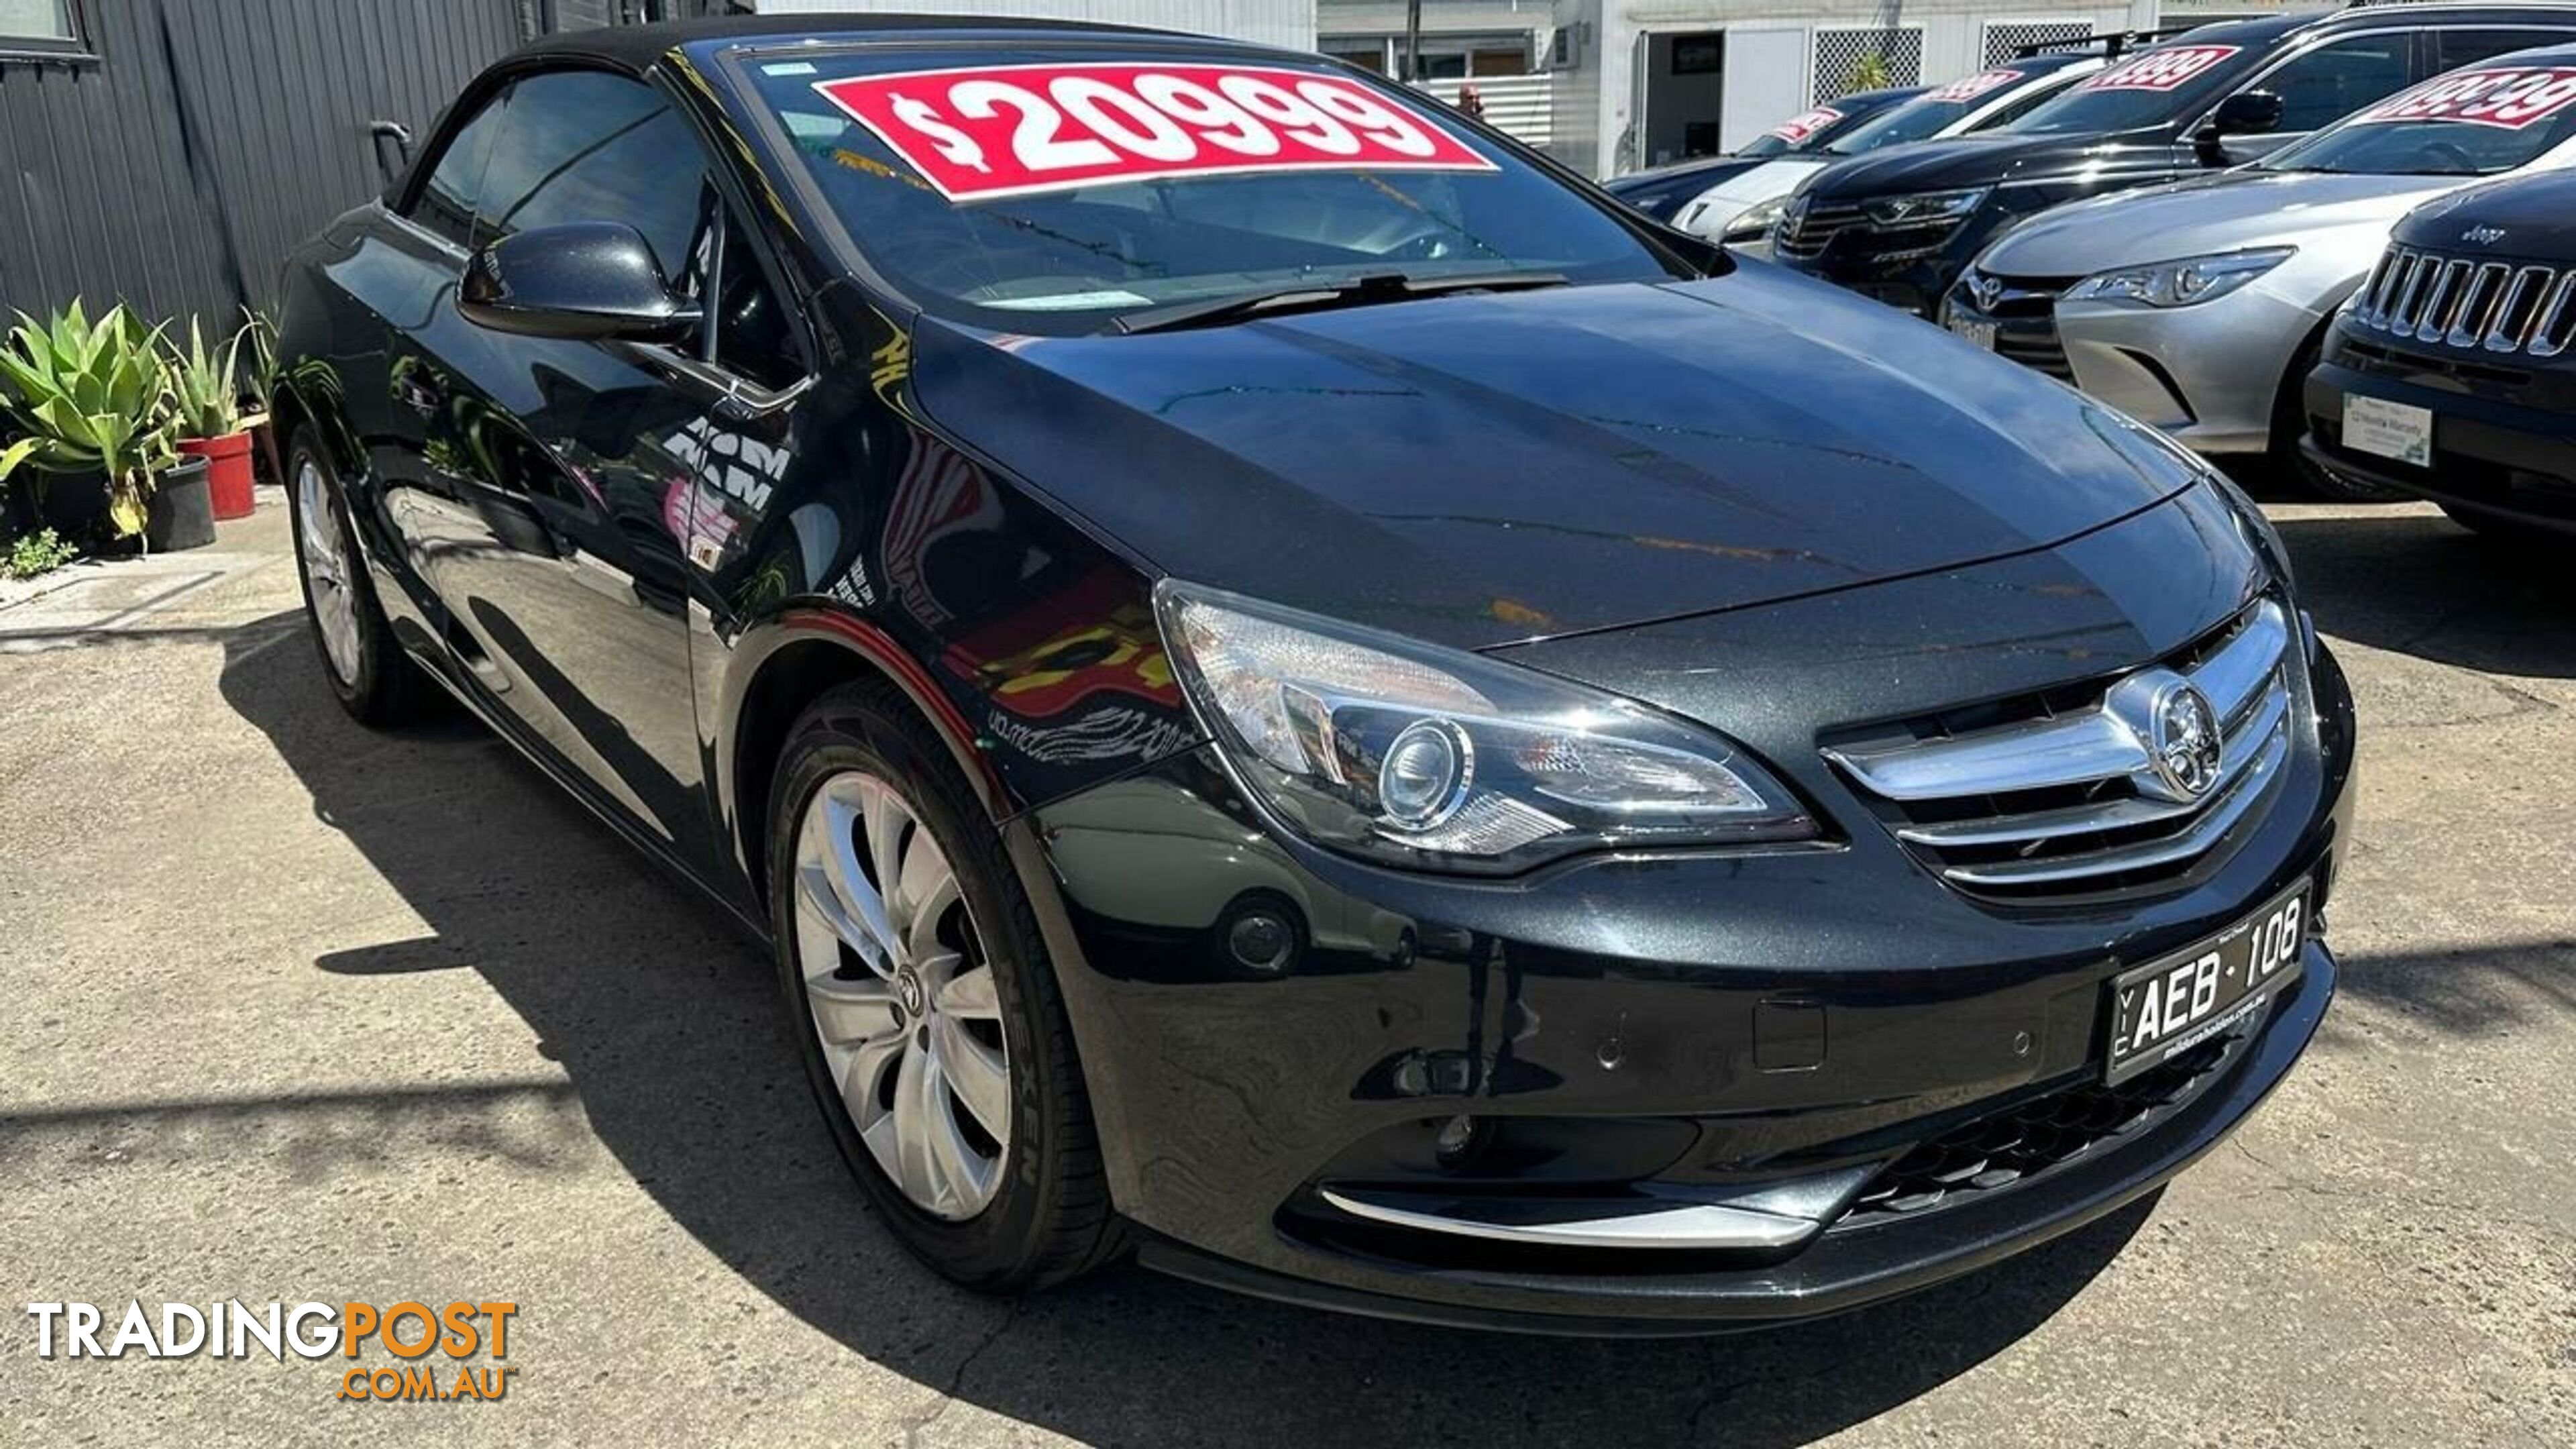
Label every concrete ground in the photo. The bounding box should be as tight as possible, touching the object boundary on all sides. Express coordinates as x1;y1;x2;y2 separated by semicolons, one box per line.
1;488;2569;1448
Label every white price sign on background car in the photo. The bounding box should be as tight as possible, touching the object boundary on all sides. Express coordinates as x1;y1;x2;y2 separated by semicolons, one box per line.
2343;394;2434;467
812;62;1496;201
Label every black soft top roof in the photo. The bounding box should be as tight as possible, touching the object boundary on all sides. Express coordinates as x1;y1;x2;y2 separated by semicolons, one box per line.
512;11;1215;76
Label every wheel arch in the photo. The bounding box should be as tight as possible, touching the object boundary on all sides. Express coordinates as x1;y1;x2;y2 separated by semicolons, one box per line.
720;609;1006;905
2269;292;2360;455
267;370;368;486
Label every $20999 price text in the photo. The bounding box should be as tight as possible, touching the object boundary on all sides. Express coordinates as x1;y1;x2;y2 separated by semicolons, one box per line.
811;62;1496;201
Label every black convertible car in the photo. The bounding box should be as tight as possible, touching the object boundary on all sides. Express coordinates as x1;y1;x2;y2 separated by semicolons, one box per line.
275;15;2355;1333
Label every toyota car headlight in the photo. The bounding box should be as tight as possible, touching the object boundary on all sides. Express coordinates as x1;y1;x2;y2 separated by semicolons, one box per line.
2063;248;2294;309
1863;188;1988;228
1157;582;1816;875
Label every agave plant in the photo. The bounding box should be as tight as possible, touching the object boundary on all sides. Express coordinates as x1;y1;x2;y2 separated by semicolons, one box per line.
0;300;176;538
164;316;244;441
239;307;280;421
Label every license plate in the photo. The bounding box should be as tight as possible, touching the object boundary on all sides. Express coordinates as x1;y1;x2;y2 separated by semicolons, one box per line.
1946;314;1997;350
2105;881;2309;1084
2342;394;2432;468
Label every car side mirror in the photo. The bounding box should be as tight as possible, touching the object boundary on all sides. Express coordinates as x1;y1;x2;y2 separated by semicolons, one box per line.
2195;91;2286;166
458;221;700;343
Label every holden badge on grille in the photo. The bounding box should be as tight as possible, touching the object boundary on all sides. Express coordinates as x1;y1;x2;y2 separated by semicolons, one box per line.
2146;680;2222;801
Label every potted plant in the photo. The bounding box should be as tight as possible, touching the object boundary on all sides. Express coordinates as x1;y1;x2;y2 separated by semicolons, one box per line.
0;301;199;549
166;317;256;522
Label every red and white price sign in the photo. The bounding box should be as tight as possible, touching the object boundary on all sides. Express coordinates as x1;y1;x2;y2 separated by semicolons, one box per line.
811;62;1496;202
2078;45;2241;93
2351;66;2576;130
1929;69;2026;104
1766;106;1844;144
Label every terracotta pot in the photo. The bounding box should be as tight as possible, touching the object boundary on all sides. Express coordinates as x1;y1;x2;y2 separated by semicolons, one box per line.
177;430;256;521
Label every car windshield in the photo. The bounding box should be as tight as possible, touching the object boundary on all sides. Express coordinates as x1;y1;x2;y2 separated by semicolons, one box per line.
1825;72;2034;153
2004;42;2257;136
742;48;1682;335
2261;62;2576;175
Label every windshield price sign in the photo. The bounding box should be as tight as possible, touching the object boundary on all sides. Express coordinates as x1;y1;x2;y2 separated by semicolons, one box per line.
1929;70;2026;103
813;62;1496;201
2351;66;2576;129
1767;106;1843;143
2078;46;2241;93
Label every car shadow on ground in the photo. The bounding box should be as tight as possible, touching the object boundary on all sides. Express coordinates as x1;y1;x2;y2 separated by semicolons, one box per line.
2220;462;2575;680
217;614;2148;1446
2272;508;2575;680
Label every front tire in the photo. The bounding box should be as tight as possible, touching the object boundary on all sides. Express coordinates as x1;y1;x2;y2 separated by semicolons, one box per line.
284;439;430;724
767;681;1123;1291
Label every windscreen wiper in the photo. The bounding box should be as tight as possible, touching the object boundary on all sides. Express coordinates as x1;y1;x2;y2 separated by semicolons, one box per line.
1113;270;1568;335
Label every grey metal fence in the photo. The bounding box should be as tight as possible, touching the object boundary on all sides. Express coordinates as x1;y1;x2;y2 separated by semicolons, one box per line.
0;0;710;330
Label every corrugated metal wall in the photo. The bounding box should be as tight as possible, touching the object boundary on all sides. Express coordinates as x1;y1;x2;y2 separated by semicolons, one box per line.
0;0;525;329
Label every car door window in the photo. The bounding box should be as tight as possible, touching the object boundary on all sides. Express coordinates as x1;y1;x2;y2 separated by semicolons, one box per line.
2253;36;2415;134
2433;27;2576;72
474;68;705;282
1975;80;2065;131
407;87;508;248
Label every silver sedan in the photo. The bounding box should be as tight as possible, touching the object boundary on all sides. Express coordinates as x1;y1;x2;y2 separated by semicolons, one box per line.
1946;51;2576;496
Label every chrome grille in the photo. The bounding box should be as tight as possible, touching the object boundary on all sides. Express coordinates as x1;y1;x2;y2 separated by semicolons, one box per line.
1825;600;2298;903
1951;270;2076;380
1773;201;1869;260
2352;244;2576;357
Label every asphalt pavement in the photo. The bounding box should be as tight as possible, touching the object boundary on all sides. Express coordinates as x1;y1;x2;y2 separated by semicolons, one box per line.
1;488;2569;1447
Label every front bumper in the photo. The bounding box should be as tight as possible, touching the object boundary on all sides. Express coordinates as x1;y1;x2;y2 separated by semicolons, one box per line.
2053;288;2322;455
1020;591;2361;1331
1937;281;2316;455
2304;339;2576;532
1137;943;2334;1334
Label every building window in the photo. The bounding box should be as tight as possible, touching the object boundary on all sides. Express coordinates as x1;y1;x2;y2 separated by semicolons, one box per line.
0;0;93;60
1324;44;1387;76
1321;31;1534;83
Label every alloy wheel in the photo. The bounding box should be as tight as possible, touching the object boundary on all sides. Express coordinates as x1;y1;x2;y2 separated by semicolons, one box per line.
792;770;1013;1220
294;458;362;685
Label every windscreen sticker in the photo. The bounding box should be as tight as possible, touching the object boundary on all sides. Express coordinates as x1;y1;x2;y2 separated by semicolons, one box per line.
1766;106;1844;143
2349;66;2576;129
1929;69;2027;103
810;62;1497;202
2077;45;2241;93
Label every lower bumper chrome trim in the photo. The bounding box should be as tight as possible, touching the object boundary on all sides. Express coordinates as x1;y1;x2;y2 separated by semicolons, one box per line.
1315;1187;1824;1251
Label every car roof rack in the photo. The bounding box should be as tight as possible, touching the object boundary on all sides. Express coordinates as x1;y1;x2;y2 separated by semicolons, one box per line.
2011;25;2203;61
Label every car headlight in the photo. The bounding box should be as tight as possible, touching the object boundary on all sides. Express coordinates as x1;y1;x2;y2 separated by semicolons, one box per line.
1721;197;1786;242
2062;248;2294;309
1156;582;1817;874
1862;188;1988;228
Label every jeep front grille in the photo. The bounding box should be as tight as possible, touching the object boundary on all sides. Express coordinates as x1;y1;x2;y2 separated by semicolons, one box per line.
2351;244;2576;357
